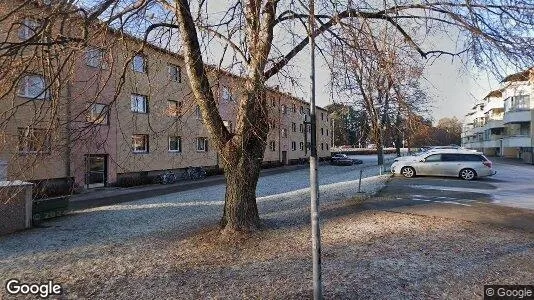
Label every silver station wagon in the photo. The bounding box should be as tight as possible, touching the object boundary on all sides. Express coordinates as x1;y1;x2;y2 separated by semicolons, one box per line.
390;150;496;180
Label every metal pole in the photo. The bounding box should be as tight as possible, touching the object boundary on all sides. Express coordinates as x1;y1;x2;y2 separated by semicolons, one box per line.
308;0;322;299
357;169;363;193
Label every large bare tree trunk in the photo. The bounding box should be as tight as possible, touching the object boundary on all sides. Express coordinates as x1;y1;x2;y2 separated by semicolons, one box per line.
174;0;274;233
219;84;268;232
220;151;262;231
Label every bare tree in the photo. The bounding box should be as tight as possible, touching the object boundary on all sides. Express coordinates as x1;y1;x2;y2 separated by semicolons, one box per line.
3;0;534;233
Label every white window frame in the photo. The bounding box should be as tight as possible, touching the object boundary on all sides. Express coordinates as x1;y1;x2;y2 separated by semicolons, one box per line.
18;74;48;99
19;19;40;41
281;128;287;138
299;124;303;133
221;86;233;102
269;141;276;151
195;105;202;119
132;54;146;73
196;137;208;152
167;100;182;117
291;141;296;151
292;122;296;132
131;94;148;113
168;64;181;82
86;103;109;125
132;134;149;153
168;136;182;153
85;47;107;69
300;142;304;151
18;128;51;154
223;120;233;133
281;104;287;114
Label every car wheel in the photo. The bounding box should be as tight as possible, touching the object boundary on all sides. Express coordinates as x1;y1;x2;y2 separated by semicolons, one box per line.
401;166;415;178
459;168;477;180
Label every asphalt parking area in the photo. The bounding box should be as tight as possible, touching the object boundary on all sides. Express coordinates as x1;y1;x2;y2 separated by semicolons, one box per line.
372;175;534;232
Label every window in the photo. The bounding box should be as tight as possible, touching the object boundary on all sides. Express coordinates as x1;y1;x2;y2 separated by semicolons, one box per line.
321;128;324;135
292;122;296;132
168;136;181;152
281;104;287;114
321;113;324;120
321;143;324;150
269;141;276;151
326;129;329;136
132;134;149;153
18;128;50;154
300;142;304;151
195;105;202;119
299;106;304;114
291;141;296;151
271;98;276;107
221;86;233;101
167;100;182;117
168;64;181;82
18;74;47;99
292;104;296;113
281;128;287;138
132;54;146;73
196;137;208;152
424;154;441;162
512;95;530;110
18;19;40;41
299;124;303;133
85;47;107;69
326;144;329;151
223;120;233;132
86;103;109;124
131;94;148;113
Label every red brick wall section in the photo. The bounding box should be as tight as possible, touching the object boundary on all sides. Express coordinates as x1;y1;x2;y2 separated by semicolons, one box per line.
0;182;32;235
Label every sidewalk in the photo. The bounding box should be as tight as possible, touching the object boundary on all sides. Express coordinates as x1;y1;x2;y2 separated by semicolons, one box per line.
490;156;534;166
69;163;312;210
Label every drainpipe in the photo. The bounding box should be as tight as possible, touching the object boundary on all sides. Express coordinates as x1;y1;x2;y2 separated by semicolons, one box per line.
278;97;281;163
65;82;72;183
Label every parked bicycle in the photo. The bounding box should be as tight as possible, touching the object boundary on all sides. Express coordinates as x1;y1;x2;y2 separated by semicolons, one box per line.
157;170;177;184
182;166;207;180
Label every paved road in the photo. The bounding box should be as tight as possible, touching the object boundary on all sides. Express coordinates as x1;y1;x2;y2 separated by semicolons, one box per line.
374;161;534;232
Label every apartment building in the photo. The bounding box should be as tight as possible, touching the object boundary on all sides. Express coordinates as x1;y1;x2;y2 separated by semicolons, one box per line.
0;0;331;190
461;68;534;163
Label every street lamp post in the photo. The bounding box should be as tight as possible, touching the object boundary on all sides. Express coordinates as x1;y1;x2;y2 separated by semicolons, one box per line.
375;104;384;166
308;0;322;299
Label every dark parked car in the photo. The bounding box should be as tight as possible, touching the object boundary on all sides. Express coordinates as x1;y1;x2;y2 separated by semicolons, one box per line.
331;154;363;166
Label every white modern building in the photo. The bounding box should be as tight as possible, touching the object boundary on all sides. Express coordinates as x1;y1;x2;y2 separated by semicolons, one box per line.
462;68;534;163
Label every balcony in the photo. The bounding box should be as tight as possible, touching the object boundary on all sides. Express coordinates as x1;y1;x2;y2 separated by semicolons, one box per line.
482;140;501;148
503;110;532;124
473;126;485;133
485;119;504;129
502;136;532;148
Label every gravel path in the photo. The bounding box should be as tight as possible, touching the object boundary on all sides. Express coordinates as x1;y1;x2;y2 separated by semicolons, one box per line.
2;171;532;299
0;170;389;269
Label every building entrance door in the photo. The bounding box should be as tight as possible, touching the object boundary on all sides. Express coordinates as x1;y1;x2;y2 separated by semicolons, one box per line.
281;151;288;165
85;155;107;188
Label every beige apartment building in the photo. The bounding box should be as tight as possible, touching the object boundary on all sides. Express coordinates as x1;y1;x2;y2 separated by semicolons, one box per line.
0;0;331;190
461;68;534;163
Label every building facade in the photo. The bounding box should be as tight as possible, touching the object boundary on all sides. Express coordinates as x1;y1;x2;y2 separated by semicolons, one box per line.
461;69;534;163
0;0;331;190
